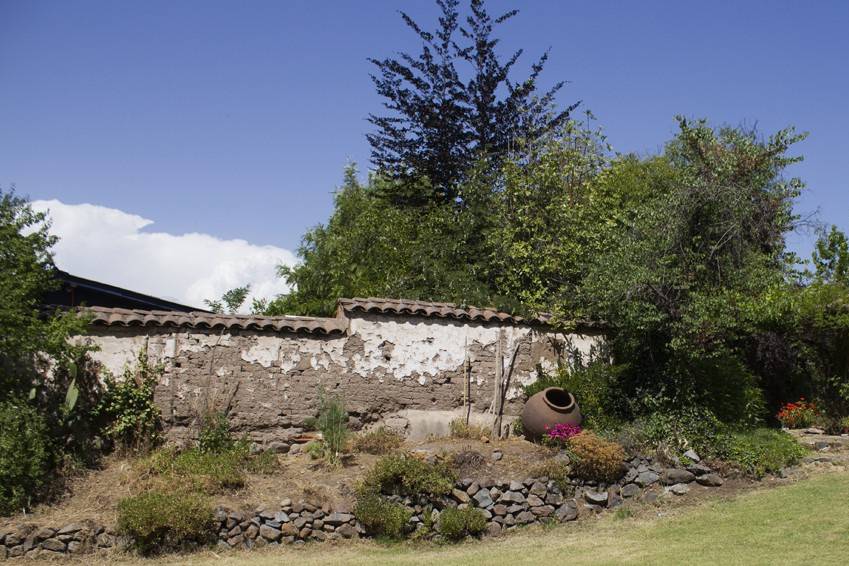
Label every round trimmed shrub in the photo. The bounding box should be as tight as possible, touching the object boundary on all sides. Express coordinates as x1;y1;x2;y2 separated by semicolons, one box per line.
0;399;53;515
363;454;455;497
568;431;626;483
438;507;487;541
117;490;215;555
353;490;412;539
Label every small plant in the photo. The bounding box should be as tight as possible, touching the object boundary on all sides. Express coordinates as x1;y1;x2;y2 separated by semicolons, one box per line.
245;449;278;474
197;412;235;454
568;431;625;483
438;507;487;541
614;507;633;520
142;446;247;494
841;416;849;434
724;429;807;478
353;490;412;539
776;398;820;429
351;427;404;455
362;454;455;497
117;490;215;555
0;399;53;515
306;388;348;467
544;423;583;446
450;449;486;476
449;419;490;439
305;440;326;460
95;351;162;452
511;419;525;437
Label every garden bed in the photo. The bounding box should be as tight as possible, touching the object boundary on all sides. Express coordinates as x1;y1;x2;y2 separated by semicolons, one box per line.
3;427;844;560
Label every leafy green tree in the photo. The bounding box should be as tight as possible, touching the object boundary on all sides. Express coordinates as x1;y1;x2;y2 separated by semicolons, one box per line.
368;0;577;206
265;166;497;316
204;285;251;314
810;225;849;285
0;188;87;398
753;227;849;420
488;119;609;316
0;188;100;512
578;119;806;423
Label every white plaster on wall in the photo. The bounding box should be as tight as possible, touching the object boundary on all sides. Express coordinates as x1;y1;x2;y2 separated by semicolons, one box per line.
240;336;282;368
177;332;232;353
348;315;535;380
77;317;603;401
85;333;148;378
297;337;348;371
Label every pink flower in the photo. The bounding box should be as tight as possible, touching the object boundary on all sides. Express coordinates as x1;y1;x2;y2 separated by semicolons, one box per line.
546;423;583;442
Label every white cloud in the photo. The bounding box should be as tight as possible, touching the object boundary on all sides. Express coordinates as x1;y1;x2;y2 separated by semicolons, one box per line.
31;199;297;312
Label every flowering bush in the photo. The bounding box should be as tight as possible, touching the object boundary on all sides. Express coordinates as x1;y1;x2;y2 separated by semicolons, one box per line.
544;423;583;445
776;398;819;429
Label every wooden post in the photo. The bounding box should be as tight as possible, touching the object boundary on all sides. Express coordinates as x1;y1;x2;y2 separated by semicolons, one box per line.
464;354;471;425
491;330;504;437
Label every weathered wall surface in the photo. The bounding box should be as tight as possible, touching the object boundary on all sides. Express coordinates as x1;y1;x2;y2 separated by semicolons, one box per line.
78;311;603;445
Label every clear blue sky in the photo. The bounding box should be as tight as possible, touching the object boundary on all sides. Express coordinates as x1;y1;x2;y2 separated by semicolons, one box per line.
2;0;847;258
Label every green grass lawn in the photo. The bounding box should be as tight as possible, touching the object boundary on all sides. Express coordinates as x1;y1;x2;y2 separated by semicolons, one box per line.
113;471;849;566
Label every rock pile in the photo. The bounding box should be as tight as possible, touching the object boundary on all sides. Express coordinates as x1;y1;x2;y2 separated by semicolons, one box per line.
215;499;363;548
0;522;115;560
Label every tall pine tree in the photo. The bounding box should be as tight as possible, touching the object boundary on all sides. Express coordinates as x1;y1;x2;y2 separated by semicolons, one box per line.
367;0;578;206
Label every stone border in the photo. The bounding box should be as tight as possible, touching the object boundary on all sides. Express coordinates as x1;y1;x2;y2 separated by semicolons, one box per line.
0;452;725;559
0;522;115;560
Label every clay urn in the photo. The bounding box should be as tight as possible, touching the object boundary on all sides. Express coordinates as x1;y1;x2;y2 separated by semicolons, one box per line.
521;387;582;439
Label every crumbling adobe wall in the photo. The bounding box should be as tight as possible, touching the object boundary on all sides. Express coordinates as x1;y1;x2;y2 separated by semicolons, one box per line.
79;313;603;446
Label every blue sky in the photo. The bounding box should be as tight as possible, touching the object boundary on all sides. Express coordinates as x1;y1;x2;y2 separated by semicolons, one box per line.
1;1;847;306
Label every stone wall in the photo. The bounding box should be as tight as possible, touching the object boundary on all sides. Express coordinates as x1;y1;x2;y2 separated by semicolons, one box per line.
0;453;725;559
75;305;604;445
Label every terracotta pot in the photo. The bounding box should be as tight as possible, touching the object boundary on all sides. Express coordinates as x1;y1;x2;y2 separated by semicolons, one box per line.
521;387;582;439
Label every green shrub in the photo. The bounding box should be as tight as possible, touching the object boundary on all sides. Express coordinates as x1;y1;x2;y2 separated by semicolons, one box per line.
0;400;53;515
351;427;404;455
144;446;247;493
723;429;807;478
523;350;627;431
117;490;215;555
448;419;490;439
306;388;348;467
197;412;235;454
438;507;487;541
674;355;767;427
363;454;455;497
95;351;161;452
353;490;412;539
617;407;731;459
568;432;625;483
305;440;326;460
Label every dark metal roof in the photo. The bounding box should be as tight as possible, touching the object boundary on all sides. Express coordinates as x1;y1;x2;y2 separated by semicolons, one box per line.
47;270;203;312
